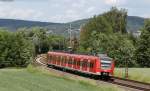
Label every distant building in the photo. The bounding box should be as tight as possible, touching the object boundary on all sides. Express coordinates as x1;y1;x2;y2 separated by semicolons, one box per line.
132;31;141;37
46;30;54;34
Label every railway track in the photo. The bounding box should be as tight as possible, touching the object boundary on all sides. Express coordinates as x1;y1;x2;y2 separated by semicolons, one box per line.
111;77;150;91
35;54;150;91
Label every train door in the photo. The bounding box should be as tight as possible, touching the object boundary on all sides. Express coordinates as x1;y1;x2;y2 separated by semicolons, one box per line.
48;54;52;64
89;59;95;73
73;56;77;69
57;55;60;65
72;57;75;69
56;55;58;65
76;57;80;70
71;57;74;69
68;56;72;68
82;59;88;71
52;54;55;64
80;58;83;71
60;56;63;66
51;54;54;64
54;55;57;65
55;55;57;65
62;56;66;67
51;55;53;64
66;56;69;67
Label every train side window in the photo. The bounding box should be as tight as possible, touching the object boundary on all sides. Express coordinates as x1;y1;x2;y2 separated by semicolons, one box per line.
55;56;57;62
72;58;74;64
57;56;59;60
53;55;55;60
68;57;70;64
82;61;84;67
61;56;63;63
66;57;69;64
82;59;87;67
72;58;74;65
77;61;80;66
90;62;94;68
49;55;51;60
67;57;69;64
68;57;71;64
87;60;90;67
56;56;59;62
73;58;76;65
61;56;63;61
64;56;66;64
59;56;61;64
58;56;60;63
53;55;55;61
70;57;73;65
85;60;88;67
51;55;53;60
80;61;82;67
63;56;64;64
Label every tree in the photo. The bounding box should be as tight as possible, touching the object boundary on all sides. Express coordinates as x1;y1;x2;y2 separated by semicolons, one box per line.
134;19;150;67
17;27;49;54
80;7;127;50
103;7;127;33
0;30;34;67
50;34;67;50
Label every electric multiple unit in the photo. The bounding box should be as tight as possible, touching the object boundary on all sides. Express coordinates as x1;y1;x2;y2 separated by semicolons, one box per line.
47;52;114;77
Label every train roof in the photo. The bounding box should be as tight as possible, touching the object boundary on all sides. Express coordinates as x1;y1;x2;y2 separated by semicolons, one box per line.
48;51;98;59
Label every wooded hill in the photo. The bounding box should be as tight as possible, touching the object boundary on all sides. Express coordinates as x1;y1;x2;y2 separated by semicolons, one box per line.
0;16;145;34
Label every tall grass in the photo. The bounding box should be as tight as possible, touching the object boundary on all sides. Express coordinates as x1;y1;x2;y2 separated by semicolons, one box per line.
115;68;150;83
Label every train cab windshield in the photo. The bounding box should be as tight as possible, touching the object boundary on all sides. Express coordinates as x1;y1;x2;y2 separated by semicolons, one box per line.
101;57;112;69
98;54;112;69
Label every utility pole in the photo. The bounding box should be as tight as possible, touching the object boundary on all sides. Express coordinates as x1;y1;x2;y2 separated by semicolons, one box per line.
65;24;79;52
69;24;72;47
125;56;128;78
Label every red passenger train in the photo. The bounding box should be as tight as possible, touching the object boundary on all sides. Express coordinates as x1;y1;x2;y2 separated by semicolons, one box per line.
47;51;115;77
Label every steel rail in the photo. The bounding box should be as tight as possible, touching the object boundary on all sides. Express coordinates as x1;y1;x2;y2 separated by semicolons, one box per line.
111;77;150;91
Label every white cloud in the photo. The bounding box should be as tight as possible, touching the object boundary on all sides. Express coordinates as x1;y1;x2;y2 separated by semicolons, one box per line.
104;0;126;5
0;5;44;21
105;0;117;5
86;7;96;13
70;0;87;9
140;14;150;18
49;9;85;23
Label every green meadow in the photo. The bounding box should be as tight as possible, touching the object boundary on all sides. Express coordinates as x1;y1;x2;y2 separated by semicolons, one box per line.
115;68;150;83
0;65;123;91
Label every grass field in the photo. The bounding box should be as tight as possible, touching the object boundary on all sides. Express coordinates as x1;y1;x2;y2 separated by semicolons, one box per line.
115;68;150;83
0;66;123;91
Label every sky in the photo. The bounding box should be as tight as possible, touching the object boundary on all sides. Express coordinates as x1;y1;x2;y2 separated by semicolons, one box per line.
0;0;150;23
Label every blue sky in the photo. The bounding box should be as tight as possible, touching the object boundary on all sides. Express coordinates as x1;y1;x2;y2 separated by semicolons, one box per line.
0;0;150;23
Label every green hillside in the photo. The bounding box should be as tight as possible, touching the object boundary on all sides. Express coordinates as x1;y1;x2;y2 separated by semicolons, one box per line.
127;16;145;32
0;16;144;34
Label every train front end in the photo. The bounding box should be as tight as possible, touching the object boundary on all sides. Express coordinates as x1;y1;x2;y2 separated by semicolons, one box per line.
99;54;114;77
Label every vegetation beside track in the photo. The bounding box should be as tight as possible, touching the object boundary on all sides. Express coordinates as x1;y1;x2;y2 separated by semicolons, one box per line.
0;65;123;91
115;68;150;83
